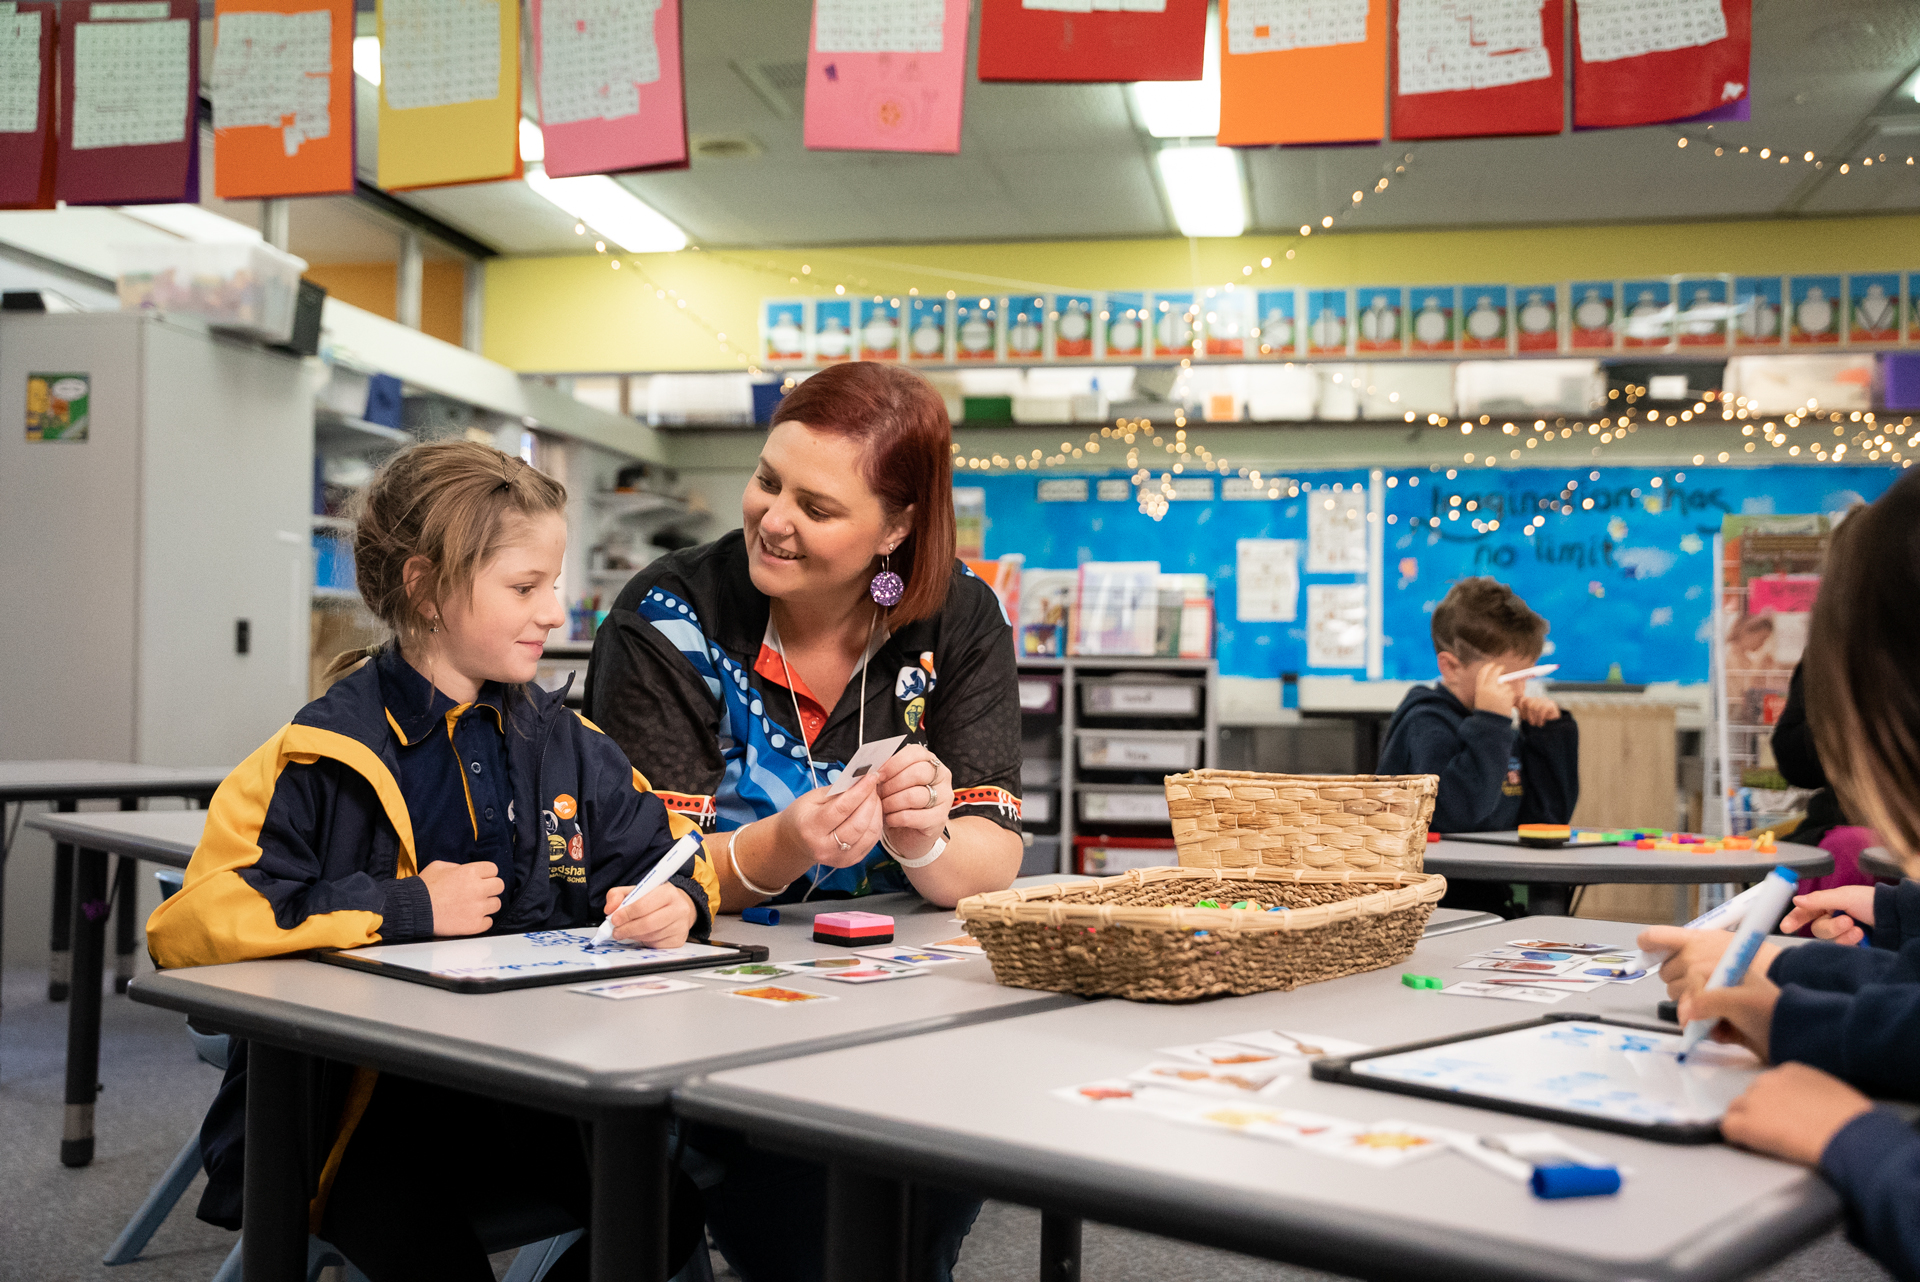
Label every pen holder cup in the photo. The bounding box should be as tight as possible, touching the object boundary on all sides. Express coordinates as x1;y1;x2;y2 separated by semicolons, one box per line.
1164;770;1439;876
957;866;1446;1002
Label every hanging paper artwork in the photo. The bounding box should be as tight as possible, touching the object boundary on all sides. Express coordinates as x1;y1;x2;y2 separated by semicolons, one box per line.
1006;295;1047;361
376;0;519;189
764;300;809;363
534;0;688;177
1620;279;1673;349
815;297;855;363
1106;291;1147;359
58;0;199;205
1787;276;1840;347
1151;292;1197;359
1459;285;1510;352
1052;294;1097;358
1354;287;1403;354
978;0;1208;82
859;297;901;359
805;0;968;153
1256;289;1298;356
1219;0;1386;145
1673;276;1727;349
1306;289;1349;356
955;297;1001;361
1513;285;1558;351
1847;274;1901;345
210;0;355;199
1573;0;1749;129
1407;286;1456;353
1391;0;1564;140
0;1;56;208
1732;277;1781;348
905;296;951;362
1568;281;1616;351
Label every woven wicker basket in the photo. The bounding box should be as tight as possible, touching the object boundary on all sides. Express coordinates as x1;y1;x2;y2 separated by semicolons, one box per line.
957;866;1446;1002
1165;770;1439;875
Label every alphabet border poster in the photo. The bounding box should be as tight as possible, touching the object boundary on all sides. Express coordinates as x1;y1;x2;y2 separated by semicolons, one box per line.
210;0;356;199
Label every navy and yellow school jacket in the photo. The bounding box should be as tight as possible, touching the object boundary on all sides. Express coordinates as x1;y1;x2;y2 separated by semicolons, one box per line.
148;644;721;1227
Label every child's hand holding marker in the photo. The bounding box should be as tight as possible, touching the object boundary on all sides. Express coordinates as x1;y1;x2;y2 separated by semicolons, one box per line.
1674;971;1779;1061
1636;925;1780;1000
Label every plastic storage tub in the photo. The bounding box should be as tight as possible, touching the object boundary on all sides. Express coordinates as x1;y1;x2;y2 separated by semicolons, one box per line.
117;242;309;343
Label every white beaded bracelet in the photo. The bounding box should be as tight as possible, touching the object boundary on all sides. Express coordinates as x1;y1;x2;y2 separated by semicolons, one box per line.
728;827;784;898
882;827;949;869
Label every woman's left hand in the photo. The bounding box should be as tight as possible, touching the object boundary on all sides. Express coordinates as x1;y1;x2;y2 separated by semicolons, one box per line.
874;745;954;859
603;884;697;948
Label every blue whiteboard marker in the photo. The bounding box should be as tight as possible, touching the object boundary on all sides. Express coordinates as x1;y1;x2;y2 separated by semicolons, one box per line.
1677;865;1801;1060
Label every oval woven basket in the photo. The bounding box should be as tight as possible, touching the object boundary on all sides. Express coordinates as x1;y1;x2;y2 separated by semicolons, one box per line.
1165;770;1439;874
957;866;1446;1002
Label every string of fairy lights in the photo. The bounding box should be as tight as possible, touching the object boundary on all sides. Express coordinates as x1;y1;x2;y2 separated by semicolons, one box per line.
1673;124;1918;173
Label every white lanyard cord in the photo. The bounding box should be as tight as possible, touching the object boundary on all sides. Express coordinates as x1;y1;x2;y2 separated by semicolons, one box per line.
769;605;882;898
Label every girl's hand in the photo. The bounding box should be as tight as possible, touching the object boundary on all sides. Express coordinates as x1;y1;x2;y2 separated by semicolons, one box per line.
1781;886;1877;945
875;746;954;860
418;859;503;936
1722;1064;1872;1166
776;771;885;870
602;884;697;948
1677;973;1781;1061
1638;926;1780;1002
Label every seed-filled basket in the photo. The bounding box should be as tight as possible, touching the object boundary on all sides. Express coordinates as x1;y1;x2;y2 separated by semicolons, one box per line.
957;770;1443;1002
957;867;1446;1002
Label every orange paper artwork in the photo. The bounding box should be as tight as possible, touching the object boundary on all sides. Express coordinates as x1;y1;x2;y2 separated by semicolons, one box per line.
210;0;356;198
1218;0;1386;146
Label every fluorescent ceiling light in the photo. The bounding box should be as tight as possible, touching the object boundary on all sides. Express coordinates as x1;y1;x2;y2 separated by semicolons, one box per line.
519;118;546;164
1132;7;1219;138
353;36;380;85
118;204;263;244
1155;146;1246;237
524;167;688;253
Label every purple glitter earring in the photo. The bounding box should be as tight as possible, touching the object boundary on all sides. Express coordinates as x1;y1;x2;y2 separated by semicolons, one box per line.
869;553;904;607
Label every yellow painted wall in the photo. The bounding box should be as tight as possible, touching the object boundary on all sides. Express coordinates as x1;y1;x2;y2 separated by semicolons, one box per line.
483;214;1920;374
304;262;466;348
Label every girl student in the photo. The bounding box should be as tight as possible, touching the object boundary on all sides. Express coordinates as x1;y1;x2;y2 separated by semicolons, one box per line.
1639;469;1920;1281
146;439;719;1282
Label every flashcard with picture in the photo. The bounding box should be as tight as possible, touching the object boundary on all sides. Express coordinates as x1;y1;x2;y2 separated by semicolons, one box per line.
1126;1061;1295;1099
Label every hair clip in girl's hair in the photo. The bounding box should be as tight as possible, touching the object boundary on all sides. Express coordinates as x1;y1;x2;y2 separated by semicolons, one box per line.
869;553;904;608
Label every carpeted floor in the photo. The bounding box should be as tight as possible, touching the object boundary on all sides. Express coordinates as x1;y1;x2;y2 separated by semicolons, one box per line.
0;966;1893;1282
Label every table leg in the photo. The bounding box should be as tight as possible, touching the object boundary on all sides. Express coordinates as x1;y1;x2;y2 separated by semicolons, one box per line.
61;844;109;1167
244;1041;310;1281
1526;883;1575;917
592;1106;669;1282
1038;1213;1081;1282
49;797;76;1001
825;1165;908;1282
113;796;140;994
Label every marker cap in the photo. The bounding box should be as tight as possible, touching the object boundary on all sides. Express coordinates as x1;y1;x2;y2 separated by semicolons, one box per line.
1530;1164;1622;1199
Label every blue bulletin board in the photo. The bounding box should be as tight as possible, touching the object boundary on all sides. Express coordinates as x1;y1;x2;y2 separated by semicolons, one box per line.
976;465;1900;684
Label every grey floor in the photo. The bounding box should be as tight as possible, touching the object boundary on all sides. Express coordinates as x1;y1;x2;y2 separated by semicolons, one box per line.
0;966;1893;1282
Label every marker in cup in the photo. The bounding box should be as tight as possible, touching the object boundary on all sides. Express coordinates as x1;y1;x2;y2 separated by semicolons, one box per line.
592;831;704;945
1676;864;1800;1059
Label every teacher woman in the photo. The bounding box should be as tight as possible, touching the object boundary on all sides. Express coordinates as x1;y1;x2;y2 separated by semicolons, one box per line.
583;361;1022;1280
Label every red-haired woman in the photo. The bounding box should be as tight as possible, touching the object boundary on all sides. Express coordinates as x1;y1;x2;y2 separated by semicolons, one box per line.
585;361;1021;1281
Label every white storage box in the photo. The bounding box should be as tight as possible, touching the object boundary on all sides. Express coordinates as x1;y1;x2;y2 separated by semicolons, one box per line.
1078;788;1171;823
1081;678;1200;717
1023;790;1055;825
1077;730;1204;773
117;242;309;343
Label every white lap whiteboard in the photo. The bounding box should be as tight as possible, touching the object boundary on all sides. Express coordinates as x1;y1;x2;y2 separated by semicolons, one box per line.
316;928;754;993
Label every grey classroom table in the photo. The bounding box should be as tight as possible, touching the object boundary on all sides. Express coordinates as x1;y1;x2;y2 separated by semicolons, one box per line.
677;914;1843;1282
1424;835;1833;917
23;809;212;1165
1861;846;1905;882
127;880;1088;1282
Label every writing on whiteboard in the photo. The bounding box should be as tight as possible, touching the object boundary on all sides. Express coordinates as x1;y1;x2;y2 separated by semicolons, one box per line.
211;10;332;156
814;0;946;53
1576;0;1726;64
1226;0;1368;57
71;17;189;150
0;8;40;134
382;0;501;111
540;0;660;126
1397;0;1551;96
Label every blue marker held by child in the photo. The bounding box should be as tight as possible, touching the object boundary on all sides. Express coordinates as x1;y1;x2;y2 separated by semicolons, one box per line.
1676;865;1802;1060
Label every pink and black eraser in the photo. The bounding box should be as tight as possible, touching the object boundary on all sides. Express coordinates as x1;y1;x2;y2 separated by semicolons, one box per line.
813;910;895;947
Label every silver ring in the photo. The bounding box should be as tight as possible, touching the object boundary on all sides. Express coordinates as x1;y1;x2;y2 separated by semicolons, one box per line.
922;783;939;809
831;828;852;851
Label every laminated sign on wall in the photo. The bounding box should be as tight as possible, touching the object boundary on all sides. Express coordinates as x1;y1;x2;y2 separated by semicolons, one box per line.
210;0;356;198
1307;584;1367;668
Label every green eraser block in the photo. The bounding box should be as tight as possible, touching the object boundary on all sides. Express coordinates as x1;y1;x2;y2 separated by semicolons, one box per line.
1230;900;1256;910
1403;973;1440;989
1195;898;1222;909
1426;976;1445;989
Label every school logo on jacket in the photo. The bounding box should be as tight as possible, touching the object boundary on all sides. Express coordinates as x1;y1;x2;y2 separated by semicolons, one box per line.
553;794;578;820
1503;756;1524;798
904;697;925;733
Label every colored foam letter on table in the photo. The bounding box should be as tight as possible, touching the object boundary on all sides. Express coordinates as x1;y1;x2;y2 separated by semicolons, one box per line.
530;0;688;178
56;0;200;206
1217;0;1385;146
803;0;969;153
376;0;520;189
210;0;357;198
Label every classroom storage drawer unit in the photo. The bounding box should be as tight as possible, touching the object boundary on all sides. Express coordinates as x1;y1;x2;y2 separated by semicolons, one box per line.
1079;677;1201;718
1072;836;1178;876
1019;675;1061;714
1023;790;1056;826
1076;787;1171;824
1077;730;1205;773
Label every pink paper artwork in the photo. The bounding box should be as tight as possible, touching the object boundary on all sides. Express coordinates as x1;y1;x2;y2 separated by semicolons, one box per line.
803;0;968;154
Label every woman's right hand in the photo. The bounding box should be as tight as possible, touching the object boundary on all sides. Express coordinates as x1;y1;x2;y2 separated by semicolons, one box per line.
775;772;886;869
1780;886;1877;945
418;859;503;935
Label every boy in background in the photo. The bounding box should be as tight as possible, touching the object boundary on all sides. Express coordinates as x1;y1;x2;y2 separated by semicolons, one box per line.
1379;577;1580;838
